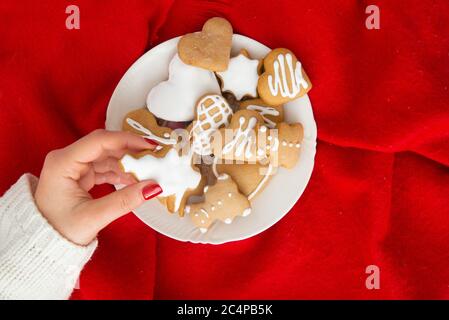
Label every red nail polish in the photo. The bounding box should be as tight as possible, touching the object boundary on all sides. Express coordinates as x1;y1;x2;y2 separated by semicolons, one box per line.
142;184;162;200
144;138;159;146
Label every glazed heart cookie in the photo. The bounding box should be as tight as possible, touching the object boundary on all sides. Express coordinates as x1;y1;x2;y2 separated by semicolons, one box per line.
239;98;284;129
216;50;260;100
186;174;251;233
120;148;205;216
178;17;233;72
191;94;233;156
147;54;220;122
258;48;312;105
122;108;177;153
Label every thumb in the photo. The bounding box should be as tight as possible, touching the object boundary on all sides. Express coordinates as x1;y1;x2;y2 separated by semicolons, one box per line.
83;181;162;228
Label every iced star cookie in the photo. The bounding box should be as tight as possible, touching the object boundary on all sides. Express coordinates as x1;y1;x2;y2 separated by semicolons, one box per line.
191;94;233;156
258;48;312;105
216;50;260;100
239;99;284;129
122;108;177;153
186;174;251;233
120;148;205;216
178;17;233;72
147;54;220;122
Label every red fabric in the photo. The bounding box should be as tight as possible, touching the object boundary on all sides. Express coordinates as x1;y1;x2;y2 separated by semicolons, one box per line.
1;0;448;299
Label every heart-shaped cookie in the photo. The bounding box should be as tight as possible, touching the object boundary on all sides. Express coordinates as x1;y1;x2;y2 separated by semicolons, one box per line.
258;48;312;105
178;17;233;72
147;54;220;122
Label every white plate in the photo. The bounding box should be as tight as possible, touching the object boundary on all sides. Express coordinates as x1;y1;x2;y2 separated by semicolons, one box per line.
106;35;317;244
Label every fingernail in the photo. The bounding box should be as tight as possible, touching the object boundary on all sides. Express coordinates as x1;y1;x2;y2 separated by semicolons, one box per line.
144;138;159;146
142;184;162;200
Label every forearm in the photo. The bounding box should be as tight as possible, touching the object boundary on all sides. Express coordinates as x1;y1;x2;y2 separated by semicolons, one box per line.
0;174;97;300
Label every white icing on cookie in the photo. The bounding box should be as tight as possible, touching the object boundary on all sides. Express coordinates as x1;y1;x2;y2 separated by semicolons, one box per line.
222;117;258;158
246;105;280;129
191;95;233;155
126;118;177;145
212;156;220;179
270;137;279;152
147;54;220;121
248;164;273;201
120;149;201;212
268;53;309;98
217;54;259;100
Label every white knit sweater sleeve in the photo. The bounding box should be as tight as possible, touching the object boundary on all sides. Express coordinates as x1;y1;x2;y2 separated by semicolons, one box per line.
0;174;97;300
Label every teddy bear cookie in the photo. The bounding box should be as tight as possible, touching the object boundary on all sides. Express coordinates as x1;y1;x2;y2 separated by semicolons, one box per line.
239;98;284;129
268;122;303;169
119;148;205;216
216;50;260;100
178;17;233;72
258;48;312;105
186;174;251;233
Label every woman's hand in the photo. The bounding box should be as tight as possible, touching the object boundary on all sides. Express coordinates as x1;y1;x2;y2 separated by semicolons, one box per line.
35;129;162;246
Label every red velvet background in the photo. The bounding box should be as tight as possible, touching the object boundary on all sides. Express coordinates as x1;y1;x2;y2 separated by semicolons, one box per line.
1;0;448;299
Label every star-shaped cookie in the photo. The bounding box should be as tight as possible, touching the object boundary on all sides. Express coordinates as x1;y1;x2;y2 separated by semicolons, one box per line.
216;51;260;100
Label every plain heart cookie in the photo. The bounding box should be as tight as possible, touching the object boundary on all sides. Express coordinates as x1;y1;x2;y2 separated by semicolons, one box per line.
178;17;233;72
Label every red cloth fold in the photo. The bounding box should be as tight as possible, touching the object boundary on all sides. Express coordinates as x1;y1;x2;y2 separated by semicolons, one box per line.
0;0;448;299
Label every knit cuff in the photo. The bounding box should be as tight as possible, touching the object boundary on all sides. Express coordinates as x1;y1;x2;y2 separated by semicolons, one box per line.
0;174;97;300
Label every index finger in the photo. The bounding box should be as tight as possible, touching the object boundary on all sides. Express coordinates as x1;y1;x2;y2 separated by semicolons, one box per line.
63;129;153;164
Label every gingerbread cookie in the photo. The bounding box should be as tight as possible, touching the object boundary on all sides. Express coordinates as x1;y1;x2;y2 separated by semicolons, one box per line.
212;110;266;163
212;110;303;169
191;94;233;156
122;108;176;152
186;174;251;233
178;17;233;72
239;99;284;129
147;54;220;122
216;50;260;100
215;163;273;200
258;48;312;105
120;148;204;215
268;122;303;169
